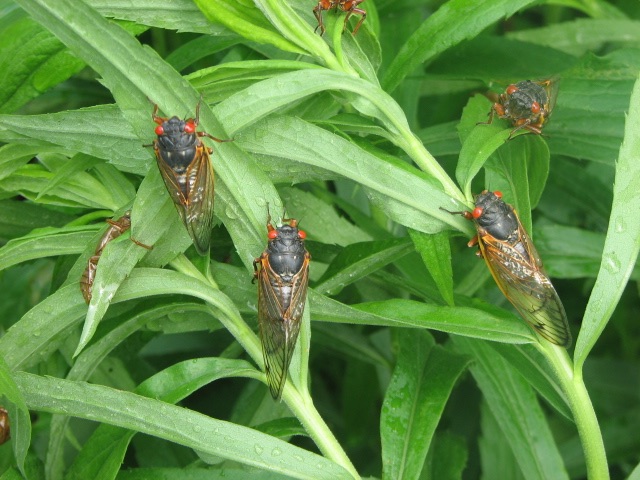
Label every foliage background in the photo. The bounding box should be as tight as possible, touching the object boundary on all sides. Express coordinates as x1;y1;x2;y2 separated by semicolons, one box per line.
0;0;639;479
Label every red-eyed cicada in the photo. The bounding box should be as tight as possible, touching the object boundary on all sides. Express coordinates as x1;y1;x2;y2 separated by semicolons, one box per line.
0;407;10;445
444;191;571;347
151;101;229;255
481;79;557;139
253;216;311;399
80;212;151;304
313;0;367;36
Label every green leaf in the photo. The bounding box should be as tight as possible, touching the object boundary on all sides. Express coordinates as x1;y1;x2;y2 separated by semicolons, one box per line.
456;95;526;200
0;160;121;210
0;105;148;175
575;72;640;370
534;224;640;280
424;432;468;480
193;0;305;55
0;200;74;240
490;344;572;421
0;283;86;370
485;135;550;235
453;336;569;480
16;372;350;479
0;13;85;113
310;293;535;344
46;302;213;480
507;19;640;57
545;49;640;165
315;238;414;295
0;225;97;272
382;0;538;92
479;402;525;480
409;230;454;306
213;67;461;198
381;330;470;480
87;0;228;34
279;186;373;246
239;116;472;236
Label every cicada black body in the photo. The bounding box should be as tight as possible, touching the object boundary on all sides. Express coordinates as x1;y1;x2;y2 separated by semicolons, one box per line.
483;79;557;139
80;212;151;303
445;191;571;347
313;0;367;36
0;407;10;445
151;102;228;255
253;217;311;399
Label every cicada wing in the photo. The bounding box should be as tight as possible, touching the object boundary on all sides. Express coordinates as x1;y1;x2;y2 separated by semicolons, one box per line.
256;254;310;399
479;228;571;347
183;146;215;255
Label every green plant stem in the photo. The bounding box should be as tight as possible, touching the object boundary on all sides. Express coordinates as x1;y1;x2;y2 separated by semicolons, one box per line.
283;386;360;479
400;130;465;202
332;22;347;70
170;255;358;477
538;342;609;480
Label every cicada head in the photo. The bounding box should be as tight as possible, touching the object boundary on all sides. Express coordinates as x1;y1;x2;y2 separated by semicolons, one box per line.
154;115;199;153
472;191;519;241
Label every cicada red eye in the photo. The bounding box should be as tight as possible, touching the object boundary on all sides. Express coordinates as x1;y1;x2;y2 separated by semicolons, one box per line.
530;101;541;114
472;207;483;219
155;125;164;136
268;230;278;240
493;191;503;198
506;84;518;95
297;230;307;239
184;121;196;134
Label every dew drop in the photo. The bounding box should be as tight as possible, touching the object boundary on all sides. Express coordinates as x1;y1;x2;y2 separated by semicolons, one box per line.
602;254;621;274
254;444;264;455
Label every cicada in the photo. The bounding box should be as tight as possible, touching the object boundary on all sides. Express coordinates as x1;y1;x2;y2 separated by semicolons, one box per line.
482;79;557;139
253;216;311;399
0;407;9;445
444;191;571;347
313;0;367;36
80;212;151;303
151;101;229;255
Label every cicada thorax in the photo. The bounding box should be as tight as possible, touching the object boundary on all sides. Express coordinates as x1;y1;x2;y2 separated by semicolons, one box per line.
150;102;225;255
253;217;310;399
80;213;151;304
451;191;571;347
0;407;9;445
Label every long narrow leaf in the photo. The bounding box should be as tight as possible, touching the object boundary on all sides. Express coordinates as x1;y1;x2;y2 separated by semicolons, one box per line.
574;73;640;370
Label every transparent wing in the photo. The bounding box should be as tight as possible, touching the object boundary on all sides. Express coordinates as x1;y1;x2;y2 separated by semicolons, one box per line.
480;227;571;347
256;253;310;399
183;145;215;255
